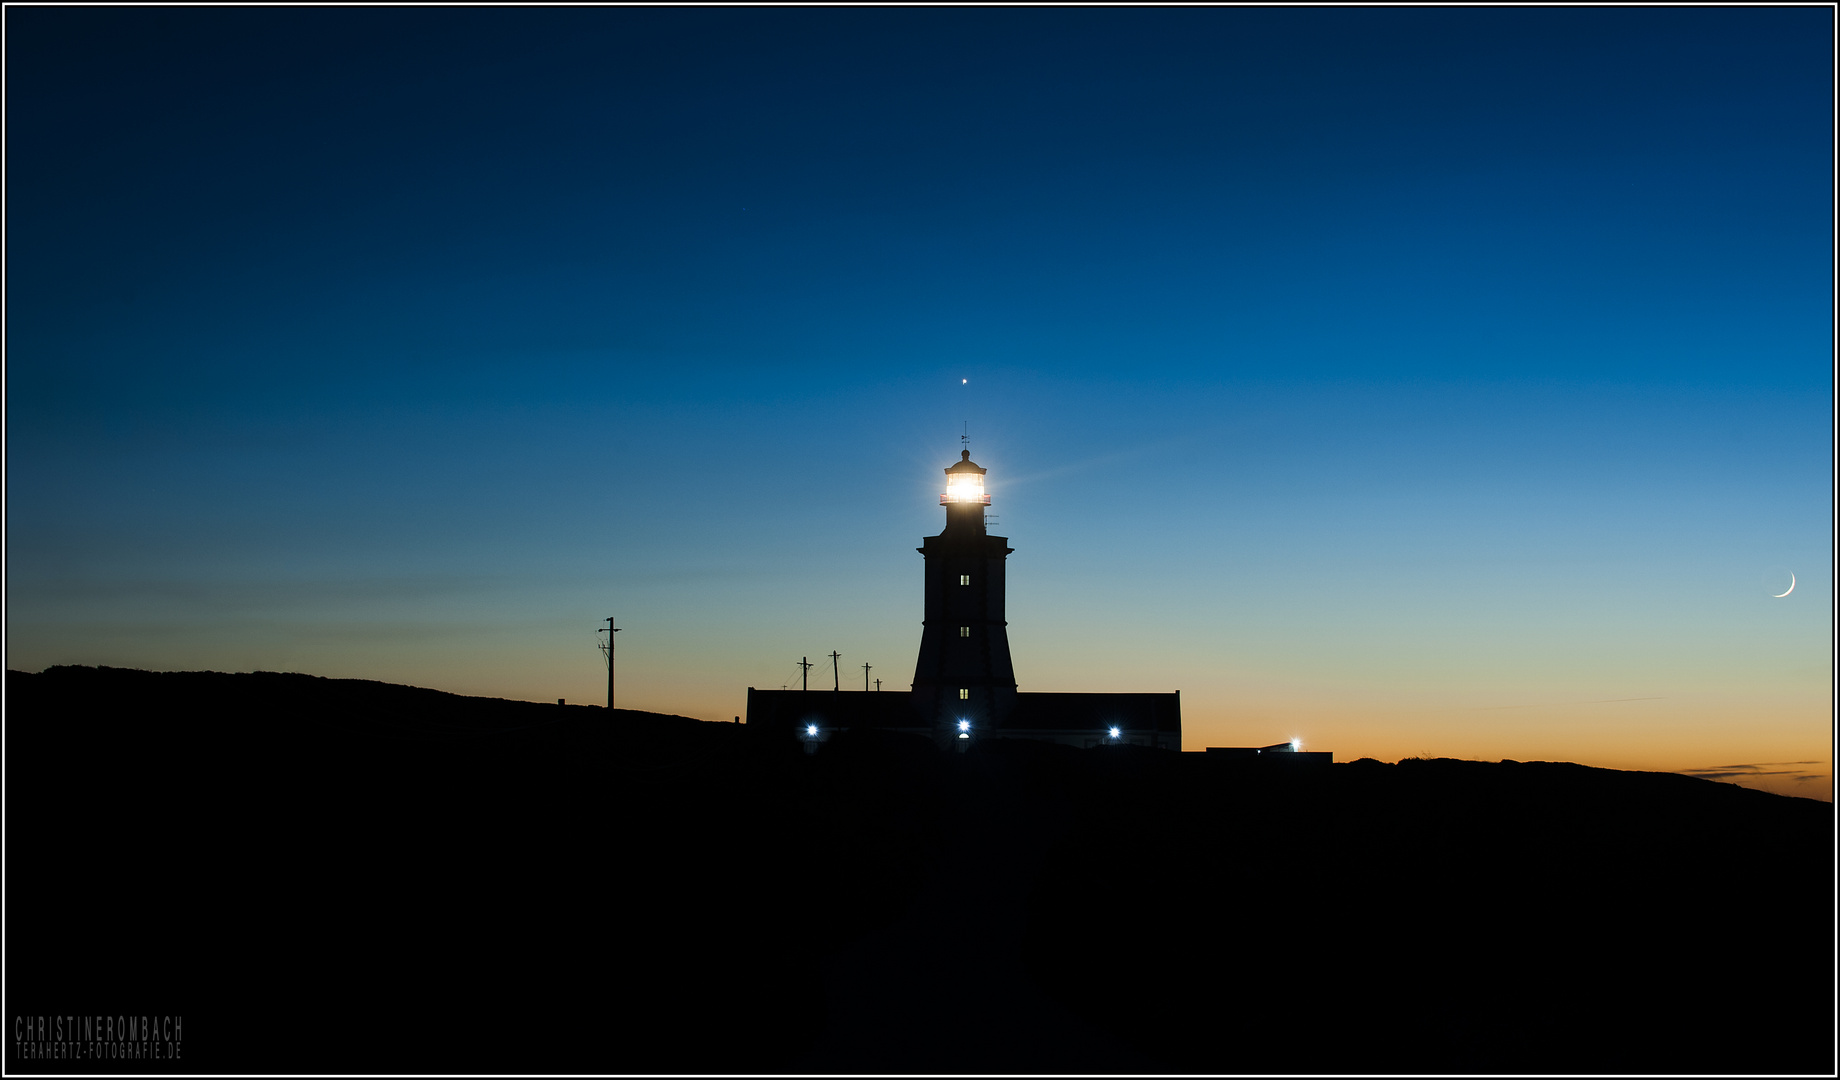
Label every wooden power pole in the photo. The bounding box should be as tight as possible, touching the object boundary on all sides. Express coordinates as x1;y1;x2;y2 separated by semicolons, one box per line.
598;617;620;712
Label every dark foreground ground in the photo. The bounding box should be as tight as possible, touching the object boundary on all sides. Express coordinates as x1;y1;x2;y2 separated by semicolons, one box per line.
7;666;1833;1075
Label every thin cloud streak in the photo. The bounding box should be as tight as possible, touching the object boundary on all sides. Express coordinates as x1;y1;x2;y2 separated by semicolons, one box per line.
1678;761;1829;785
1468;697;1667;711
999;437;1187;490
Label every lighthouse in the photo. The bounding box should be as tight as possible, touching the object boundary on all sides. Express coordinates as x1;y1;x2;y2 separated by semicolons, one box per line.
743;443;1179;752
910;450;1018;744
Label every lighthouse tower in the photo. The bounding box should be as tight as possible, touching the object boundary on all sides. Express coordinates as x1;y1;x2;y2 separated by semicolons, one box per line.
911;450;1018;744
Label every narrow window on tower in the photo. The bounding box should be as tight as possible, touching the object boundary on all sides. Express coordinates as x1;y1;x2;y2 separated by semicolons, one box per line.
959;689;969;700
959;574;970;585
959;626;970;637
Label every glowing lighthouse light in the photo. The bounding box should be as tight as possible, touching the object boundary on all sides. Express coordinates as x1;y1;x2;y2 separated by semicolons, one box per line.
806;724;819;737
940;451;990;505
944;471;985;504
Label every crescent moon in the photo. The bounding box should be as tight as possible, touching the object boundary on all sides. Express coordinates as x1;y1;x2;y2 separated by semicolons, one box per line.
1773;573;1795;598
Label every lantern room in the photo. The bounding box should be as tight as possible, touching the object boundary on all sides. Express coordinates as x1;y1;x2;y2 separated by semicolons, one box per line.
941;450;990;505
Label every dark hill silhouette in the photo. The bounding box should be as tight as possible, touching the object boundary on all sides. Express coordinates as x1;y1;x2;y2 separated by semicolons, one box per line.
1021;748;1833;1075
6;666;1831;1075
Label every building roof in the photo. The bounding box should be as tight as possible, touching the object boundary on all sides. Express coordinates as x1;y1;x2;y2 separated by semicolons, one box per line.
945;450;985;475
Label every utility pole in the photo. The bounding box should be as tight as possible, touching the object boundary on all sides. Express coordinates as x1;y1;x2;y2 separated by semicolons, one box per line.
830;651;841;692
862;662;872;692
798;657;813;691
875;678;882;692
597;617;620;713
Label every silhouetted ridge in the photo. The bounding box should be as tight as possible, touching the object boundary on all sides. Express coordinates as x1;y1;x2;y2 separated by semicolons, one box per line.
5;666;1829;1075
13;664;710;737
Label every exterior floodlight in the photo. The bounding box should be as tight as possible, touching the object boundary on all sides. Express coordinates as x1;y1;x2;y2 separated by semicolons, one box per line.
1109;726;1121;739
958;719;970;732
806;724;819;737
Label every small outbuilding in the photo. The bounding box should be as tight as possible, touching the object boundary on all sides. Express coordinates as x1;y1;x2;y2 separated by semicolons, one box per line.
1204;742;1332;768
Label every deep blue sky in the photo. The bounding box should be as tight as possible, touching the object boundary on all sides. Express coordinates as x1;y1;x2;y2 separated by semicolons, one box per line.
6;7;1832;792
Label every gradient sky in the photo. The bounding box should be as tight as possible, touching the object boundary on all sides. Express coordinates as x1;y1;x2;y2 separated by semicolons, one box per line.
7;7;1832;797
